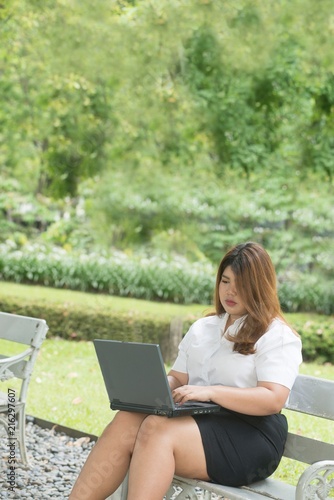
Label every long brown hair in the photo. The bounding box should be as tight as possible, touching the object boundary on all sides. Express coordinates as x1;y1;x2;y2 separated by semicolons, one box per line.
213;242;286;355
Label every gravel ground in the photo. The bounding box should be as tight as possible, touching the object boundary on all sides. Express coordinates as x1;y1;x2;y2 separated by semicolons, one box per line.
0;417;96;499
0;418;222;499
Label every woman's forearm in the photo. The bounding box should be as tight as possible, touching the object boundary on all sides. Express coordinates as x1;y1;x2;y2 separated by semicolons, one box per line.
172;382;290;416
209;384;289;416
167;369;189;391
167;375;184;391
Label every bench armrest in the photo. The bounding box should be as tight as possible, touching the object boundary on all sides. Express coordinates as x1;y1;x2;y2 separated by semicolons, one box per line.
296;460;334;500
0;348;33;381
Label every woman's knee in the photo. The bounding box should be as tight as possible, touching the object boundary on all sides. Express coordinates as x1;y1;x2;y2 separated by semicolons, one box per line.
113;410;145;426
101;411;147;449
137;415;173;445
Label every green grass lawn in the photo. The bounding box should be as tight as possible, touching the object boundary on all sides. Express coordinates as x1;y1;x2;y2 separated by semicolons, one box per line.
0;337;111;436
0;281;211;318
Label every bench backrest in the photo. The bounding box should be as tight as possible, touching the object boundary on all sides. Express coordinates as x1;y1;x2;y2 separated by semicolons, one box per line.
0;311;48;382
0;311;47;347
284;374;334;464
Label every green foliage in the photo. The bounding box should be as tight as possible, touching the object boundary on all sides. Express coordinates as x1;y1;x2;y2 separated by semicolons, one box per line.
0;177;58;242
294;316;334;364
0;284;196;365
300;73;334;182
0;284;333;363
0;2;113;198
0;243;334;315
0;295;171;345
0;243;215;304
1;0;334;317
3;0;334;192
91;172;334;281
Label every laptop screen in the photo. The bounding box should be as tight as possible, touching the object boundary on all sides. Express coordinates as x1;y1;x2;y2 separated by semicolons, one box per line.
94;340;175;409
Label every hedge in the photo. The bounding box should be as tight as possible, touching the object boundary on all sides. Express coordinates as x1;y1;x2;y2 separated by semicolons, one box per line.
0;292;333;364
0;293;196;364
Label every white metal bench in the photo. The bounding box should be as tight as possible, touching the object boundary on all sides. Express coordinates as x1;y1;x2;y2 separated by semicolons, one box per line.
110;374;334;499
0;311;48;464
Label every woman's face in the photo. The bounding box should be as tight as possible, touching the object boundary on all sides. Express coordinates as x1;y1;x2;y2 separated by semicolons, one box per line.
218;265;248;321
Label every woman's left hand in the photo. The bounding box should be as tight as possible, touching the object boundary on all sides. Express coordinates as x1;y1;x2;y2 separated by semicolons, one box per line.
172;385;213;404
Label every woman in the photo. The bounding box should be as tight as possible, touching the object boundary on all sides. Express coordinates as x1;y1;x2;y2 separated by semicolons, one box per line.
69;242;302;500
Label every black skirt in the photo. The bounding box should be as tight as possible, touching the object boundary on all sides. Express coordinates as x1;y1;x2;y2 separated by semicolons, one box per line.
193;408;288;487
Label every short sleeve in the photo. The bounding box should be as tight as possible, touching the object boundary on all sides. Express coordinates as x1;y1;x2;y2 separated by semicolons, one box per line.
171;326;193;374
255;322;302;389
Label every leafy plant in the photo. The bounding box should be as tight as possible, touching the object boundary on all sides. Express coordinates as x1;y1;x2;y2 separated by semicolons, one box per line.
0;243;334;316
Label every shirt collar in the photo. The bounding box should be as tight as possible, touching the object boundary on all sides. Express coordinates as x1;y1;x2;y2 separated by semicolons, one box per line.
224;313;247;336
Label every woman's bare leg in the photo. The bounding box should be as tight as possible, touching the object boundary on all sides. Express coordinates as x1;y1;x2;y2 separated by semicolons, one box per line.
69;411;147;500
127;415;210;500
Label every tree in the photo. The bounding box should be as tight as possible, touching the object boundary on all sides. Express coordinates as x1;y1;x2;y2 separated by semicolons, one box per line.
0;0;114;198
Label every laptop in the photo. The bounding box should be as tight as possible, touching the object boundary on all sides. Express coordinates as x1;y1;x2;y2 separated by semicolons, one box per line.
94;340;221;418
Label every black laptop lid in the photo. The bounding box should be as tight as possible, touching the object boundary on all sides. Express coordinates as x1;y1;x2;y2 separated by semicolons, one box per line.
94;340;175;409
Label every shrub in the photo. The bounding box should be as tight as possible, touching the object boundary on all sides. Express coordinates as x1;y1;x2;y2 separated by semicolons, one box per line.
0;243;215;304
0;291;333;364
0;242;333;314
0;294;178;363
279;274;334;315
291;314;334;364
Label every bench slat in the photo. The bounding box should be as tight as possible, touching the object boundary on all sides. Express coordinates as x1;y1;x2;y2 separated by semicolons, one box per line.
287;374;334;420
173;476;296;500
284;432;334;463
243;477;295;499
0;312;47;346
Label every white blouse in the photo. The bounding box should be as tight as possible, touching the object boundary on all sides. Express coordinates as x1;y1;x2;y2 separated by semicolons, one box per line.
172;314;302;390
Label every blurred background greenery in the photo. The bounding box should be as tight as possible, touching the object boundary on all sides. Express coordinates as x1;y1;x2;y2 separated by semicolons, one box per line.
1;3;333;485
0;0;333;312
